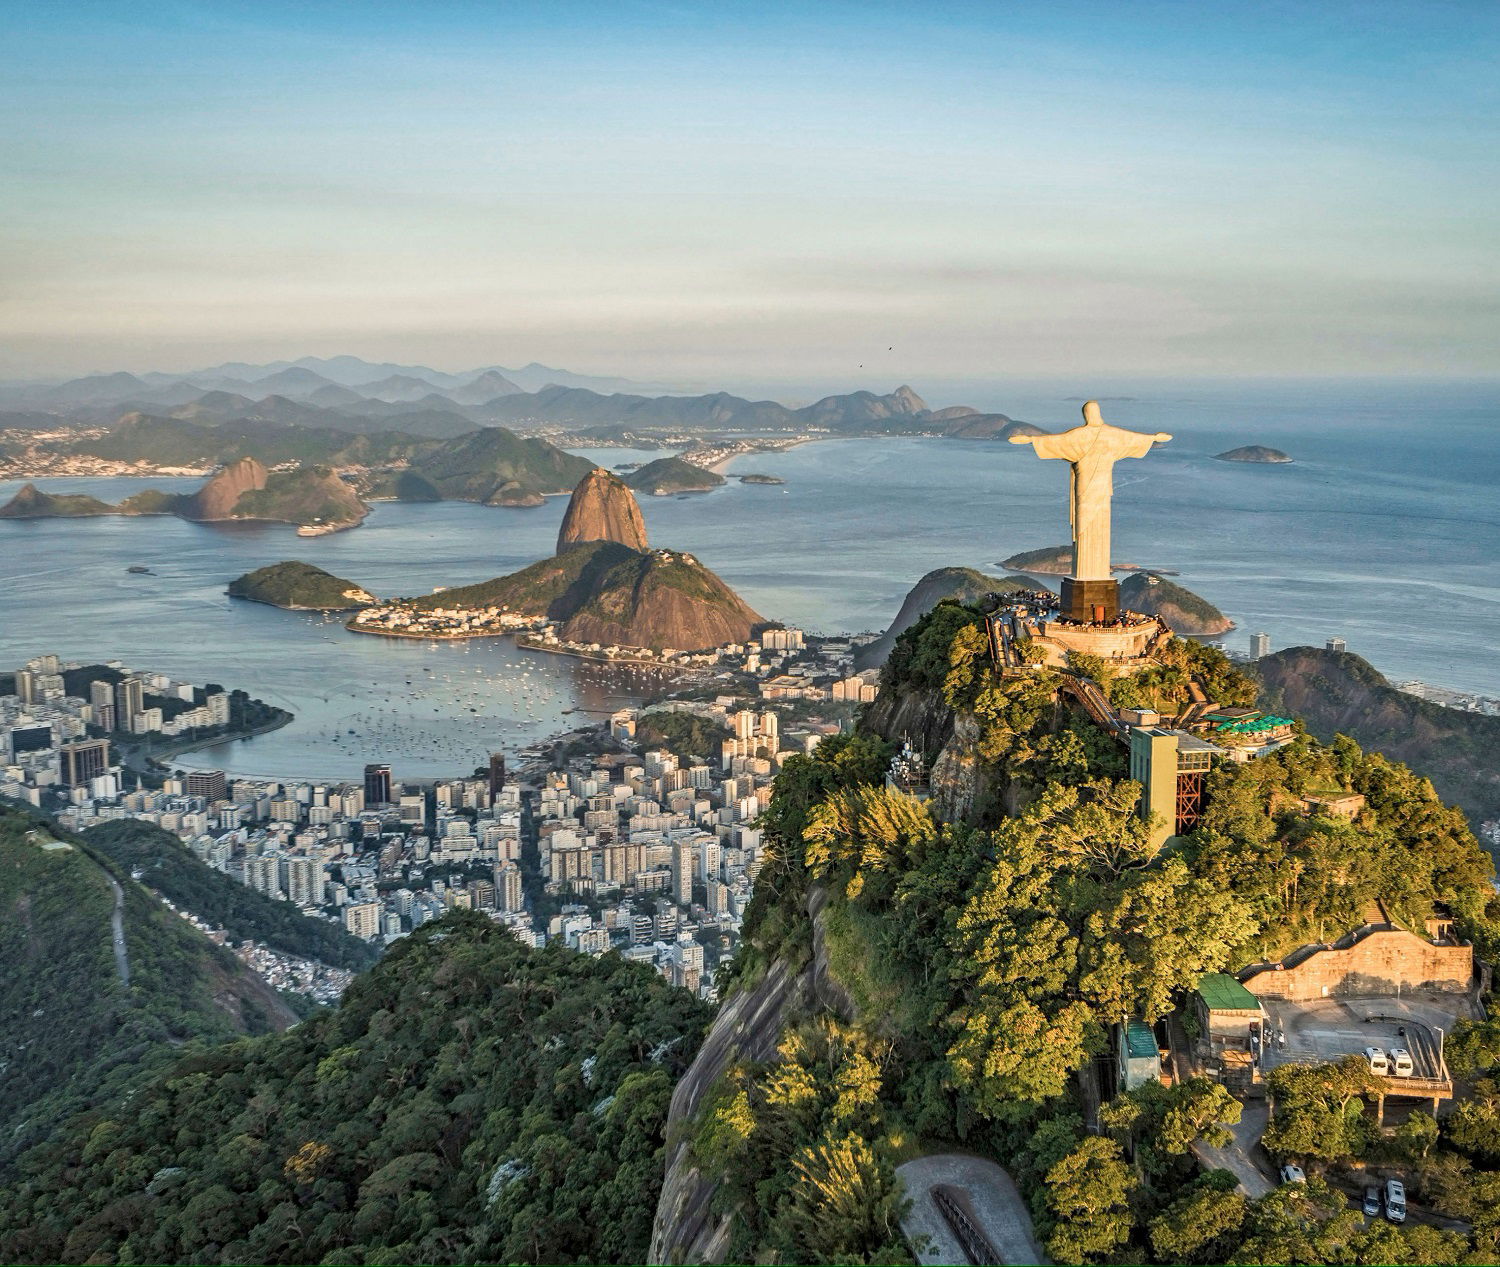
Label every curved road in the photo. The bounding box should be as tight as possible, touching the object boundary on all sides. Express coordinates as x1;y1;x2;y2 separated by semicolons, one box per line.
106;874;130;987
897;1154;1048;1265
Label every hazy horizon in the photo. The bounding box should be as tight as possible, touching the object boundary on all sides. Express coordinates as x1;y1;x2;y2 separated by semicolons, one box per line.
5;2;1498;382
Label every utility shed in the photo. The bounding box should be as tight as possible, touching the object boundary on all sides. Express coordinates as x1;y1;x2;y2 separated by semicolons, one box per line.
1117;1019;1162;1091
1194;973;1264;1044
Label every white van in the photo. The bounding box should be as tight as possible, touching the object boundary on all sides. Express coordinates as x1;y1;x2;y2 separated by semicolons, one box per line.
1364;1046;1390;1076
1390;1047;1414;1077
1385;1178;1407;1223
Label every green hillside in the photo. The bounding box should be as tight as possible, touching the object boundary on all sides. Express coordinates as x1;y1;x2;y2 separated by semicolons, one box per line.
1000;543;1074;573
396;426;596;505
85;820;378;971
1118;571;1232;635
1257;646;1500;831
231;465;369;528
0;912;711;1265
73;413;426;468
0;483;116;518
0;806;296;1168
624;456;725;494
679;605;1499;1264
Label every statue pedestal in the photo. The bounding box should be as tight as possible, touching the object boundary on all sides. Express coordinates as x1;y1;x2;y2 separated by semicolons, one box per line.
1061;576;1119;623
1028;613;1167;670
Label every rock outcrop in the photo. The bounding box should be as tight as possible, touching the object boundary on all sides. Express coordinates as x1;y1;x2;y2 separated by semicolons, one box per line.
181;456;268;520
556;468;649;554
856;566;1036;669
650;906;823;1265
558;548;762;651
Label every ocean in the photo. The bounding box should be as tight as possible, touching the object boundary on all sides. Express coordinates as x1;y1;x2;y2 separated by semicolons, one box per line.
2;377;1497;778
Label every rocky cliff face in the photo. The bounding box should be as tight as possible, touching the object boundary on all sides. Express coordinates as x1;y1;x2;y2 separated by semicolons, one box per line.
650;889;845;1265
556;467;649;553
181;455;268;520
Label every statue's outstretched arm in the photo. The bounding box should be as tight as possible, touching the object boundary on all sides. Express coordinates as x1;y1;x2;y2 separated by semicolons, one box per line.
1154;432;1172;443
1008;434;1037;445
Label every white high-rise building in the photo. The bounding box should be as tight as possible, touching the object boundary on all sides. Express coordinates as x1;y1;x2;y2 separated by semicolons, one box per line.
1250;632;1271;660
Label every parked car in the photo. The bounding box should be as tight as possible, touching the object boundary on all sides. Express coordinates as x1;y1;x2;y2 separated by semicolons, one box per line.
1390;1047;1414;1077
1281;1163;1307;1185
1364;1046;1390;1075
1385;1178;1407;1223
1363;1186;1382;1217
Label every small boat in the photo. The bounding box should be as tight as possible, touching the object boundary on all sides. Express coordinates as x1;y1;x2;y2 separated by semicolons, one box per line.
126;565;152;574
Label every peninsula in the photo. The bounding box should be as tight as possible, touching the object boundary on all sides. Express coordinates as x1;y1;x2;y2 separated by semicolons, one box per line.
349;469;762;653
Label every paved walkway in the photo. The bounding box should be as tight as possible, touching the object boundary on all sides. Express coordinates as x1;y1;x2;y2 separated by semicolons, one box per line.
897;1154;1048;1265
1193;1100;1273;1197
107;874;130;987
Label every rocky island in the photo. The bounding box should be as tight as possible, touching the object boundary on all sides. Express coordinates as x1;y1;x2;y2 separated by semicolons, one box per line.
737;473;785;485
556;468;648;553
1215;444;1292;463
228;561;377;610
624;456;726;496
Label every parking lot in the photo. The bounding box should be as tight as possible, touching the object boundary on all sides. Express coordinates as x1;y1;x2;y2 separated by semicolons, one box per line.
1257;993;1473;1084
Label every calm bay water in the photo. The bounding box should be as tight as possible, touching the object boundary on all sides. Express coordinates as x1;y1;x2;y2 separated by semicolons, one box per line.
2;379;1497;777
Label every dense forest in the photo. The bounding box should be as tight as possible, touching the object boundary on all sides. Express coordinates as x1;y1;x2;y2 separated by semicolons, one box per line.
0;806;295;1170
85;819;377;971
634;709;732;762
698;600;1500;1263
0;912;712;1264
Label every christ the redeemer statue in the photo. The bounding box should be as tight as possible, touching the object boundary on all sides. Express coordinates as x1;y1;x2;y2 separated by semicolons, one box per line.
1010;400;1171;581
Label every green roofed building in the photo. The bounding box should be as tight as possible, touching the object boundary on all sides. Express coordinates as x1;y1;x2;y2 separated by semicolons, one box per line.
1194;972;1264;1051
1117;1018;1162;1091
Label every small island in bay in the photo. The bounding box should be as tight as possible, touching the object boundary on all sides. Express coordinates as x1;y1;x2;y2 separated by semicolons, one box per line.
737;473;785;485
624;456;726;496
1215;444;1292;463
228;560;377;610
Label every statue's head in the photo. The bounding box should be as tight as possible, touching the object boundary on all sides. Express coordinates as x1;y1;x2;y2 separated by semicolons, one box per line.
1082;400;1104;426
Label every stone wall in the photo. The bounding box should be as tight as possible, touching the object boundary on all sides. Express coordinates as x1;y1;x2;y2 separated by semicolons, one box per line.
1242;929;1472;1002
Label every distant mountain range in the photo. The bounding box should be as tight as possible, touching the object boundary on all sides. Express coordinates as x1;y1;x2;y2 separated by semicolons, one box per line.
0;355;1033;441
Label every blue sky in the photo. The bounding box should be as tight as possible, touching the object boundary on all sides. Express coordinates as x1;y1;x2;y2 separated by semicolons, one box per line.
2;1;1497;385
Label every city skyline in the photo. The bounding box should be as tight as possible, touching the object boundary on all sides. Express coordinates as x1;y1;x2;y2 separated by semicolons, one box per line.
4;1;1498;382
